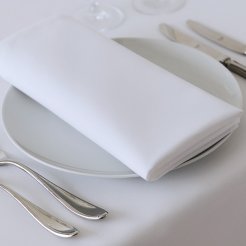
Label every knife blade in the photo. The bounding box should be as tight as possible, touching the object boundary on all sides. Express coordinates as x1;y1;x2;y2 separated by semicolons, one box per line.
187;20;246;55
159;23;246;79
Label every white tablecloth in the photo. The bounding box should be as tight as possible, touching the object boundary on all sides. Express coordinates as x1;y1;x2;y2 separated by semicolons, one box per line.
1;0;246;245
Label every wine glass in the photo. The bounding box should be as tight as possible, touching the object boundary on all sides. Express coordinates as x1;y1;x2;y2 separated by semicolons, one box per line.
133;0;186;15
73;1;125;32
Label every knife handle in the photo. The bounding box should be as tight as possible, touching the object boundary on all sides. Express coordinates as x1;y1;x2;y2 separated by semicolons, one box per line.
0;184;78;237
222;58;246;79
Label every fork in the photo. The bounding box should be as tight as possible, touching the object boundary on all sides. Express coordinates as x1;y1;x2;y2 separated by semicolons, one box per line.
0;151;108;220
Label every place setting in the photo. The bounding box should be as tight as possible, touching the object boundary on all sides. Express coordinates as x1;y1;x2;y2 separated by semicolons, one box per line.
0;0;245;242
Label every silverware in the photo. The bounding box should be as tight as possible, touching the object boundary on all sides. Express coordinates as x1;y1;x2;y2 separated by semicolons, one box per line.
0;151;108;220
175;133;231;169
159;23;246;79
187;20;246;55
0;184;78;237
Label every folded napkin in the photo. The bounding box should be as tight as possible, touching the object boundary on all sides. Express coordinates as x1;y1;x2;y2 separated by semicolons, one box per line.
0;16;242;181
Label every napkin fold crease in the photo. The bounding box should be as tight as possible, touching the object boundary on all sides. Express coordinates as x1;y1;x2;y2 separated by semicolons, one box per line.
0;16;242;181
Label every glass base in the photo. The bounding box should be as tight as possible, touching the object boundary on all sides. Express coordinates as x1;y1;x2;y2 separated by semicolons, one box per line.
133;0;186;15
74;2;125;32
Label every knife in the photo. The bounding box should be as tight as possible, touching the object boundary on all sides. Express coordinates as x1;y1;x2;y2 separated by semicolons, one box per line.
159;23;246;79
187;20;246;55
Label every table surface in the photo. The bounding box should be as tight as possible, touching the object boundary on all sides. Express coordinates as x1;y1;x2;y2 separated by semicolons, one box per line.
1;0;246;245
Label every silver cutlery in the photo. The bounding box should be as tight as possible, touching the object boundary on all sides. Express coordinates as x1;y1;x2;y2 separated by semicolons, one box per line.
175;133;231;169
0;151;108;220
159;23;246;79
0;184;78;237
187;20;246;55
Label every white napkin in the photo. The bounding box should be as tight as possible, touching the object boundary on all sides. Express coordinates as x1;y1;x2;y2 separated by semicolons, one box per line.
0;16;242;181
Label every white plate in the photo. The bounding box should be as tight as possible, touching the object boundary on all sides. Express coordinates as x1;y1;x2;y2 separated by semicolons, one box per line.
2;38;243;178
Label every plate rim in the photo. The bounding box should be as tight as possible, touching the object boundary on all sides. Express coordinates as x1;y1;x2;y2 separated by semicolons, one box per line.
1;37;243;178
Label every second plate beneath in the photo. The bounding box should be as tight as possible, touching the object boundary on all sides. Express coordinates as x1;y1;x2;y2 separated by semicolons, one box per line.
2;38;243;178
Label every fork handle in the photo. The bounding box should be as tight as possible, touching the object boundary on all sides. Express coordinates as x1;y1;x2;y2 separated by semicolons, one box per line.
0;160;108;220
222;58;246;79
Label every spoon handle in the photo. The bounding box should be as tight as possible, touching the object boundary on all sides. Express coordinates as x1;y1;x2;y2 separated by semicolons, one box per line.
0;160;108;220
0;184;78;237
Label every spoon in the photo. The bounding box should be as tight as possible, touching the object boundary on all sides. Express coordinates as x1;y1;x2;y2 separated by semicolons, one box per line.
0;184;78;237
0;151;108;220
